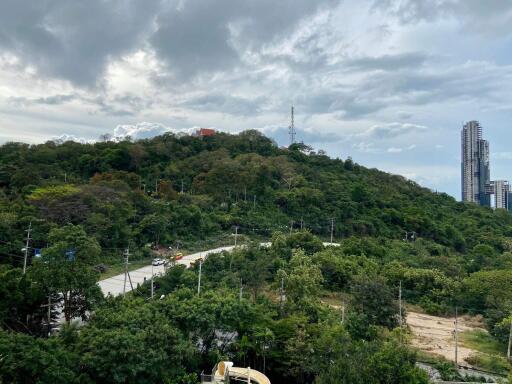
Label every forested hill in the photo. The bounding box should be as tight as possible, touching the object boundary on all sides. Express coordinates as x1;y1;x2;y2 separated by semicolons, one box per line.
3;130;512;383
0;129;511;264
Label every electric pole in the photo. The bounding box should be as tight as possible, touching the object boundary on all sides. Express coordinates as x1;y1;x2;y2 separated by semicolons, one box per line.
40;293;52;337
289;220;294;235
279;277;285;313
300;217;304;231
330;218;334;244
341;300;345;324
151;263;154;299
197;257;203;295
454;306;459;366
507;316;512;361
234;226;239;247
399;280;403;343
123;248;134;296
239;278;243;301
22;222;32;274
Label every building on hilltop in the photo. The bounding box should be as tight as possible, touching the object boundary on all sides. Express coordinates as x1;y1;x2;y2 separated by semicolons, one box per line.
195;128;216;137
461;121;491;207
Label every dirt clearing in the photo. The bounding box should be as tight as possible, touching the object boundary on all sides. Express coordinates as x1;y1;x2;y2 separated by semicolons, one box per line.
407;311;485;366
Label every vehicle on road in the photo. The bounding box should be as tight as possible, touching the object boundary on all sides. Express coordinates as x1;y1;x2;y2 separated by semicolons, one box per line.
152;258;165;266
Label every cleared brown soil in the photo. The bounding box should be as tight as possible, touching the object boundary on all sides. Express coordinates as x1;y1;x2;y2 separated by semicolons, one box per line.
407;311;485;366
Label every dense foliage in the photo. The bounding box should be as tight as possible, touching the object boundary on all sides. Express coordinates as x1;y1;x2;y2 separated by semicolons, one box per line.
0;131;511;382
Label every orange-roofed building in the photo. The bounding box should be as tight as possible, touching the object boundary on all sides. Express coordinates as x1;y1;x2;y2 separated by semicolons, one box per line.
196;128;216;137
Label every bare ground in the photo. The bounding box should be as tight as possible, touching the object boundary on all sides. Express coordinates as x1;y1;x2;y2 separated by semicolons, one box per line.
407;311;485;366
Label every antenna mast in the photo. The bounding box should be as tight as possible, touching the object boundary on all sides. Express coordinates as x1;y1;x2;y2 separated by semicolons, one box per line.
288;105;296;146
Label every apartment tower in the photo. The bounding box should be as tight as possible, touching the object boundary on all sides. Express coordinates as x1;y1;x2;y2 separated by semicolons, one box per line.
461;121;491;206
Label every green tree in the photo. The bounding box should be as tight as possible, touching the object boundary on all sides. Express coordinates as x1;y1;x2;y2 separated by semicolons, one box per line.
351;277;400;330
279;249;323;311
0;330;78;384
32;224;102;322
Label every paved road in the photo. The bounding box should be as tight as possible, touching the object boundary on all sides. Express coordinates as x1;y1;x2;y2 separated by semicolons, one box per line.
99;242;339;296
99;245;236;296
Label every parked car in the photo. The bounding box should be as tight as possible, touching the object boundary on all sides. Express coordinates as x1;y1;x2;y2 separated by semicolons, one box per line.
152;258;165;266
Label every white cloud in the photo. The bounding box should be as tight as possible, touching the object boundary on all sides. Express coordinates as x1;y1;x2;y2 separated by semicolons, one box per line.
113;122;197;141
51;134;95;144
364;123;427;139
387;144;416;153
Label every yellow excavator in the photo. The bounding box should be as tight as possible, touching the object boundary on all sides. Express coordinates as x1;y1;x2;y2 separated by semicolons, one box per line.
201;361;270;384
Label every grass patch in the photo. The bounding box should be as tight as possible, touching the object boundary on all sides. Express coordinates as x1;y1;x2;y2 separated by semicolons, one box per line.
100;258;153;280
465;353;510;376
460;329;510;375
460;329;506;356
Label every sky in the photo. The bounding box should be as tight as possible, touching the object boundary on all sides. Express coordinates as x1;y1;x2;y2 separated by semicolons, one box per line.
0;0;511;199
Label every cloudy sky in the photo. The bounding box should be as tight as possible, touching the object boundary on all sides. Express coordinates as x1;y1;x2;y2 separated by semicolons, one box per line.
1;0;511;198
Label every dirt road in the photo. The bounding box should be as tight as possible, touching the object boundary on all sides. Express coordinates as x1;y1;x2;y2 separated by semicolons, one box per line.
407;311;484;366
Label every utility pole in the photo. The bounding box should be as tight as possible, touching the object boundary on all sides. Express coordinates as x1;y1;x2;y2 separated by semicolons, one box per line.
330;218;334;244
341;300;345;324
234;226;239;247
289;220;294;235
155;179;159;195
123;248;134;296
507;316;512;361
300;217;304;231
399;280;403;343
197;257;203;295
47;295;51;336
151;263;154;299
22;222;32;274
239;278;243;301
454;306;459;366
40;293;52;337
279;277;285;313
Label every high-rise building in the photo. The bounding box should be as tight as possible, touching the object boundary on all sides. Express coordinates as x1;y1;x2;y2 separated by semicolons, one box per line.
494;180;510;210
461;121;491;206
486;180;511;211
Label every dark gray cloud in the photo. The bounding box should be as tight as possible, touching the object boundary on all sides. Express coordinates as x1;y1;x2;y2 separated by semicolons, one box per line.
151;0;339;79
0;0;159;86
180;93;269;116
344;52;427;71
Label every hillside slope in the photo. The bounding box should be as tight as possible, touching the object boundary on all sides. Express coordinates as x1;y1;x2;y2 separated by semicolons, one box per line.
0;130;510;264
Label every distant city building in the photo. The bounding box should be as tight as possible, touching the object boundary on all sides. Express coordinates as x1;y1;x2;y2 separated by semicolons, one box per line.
195;128;216;137
461;121;491;206
493;180;511;210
